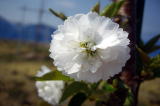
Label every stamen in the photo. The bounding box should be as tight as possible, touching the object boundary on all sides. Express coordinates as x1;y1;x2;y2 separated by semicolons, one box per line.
80;42;97;57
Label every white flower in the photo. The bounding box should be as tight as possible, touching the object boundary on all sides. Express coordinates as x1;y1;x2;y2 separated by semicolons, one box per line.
50;12;130;83
36;65;51;77
35;65;64;105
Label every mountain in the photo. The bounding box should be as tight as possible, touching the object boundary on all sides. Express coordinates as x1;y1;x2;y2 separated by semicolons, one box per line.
0;16;56;43
18;24;55;43
0;16;18;40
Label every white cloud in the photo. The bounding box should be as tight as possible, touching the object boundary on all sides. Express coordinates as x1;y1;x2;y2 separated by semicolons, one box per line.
56;0;76;9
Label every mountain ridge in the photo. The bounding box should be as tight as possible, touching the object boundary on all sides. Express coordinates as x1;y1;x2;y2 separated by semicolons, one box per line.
0;16;56;43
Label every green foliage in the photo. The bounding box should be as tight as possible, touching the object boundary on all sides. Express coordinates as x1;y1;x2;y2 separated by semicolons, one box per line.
91;2;100;13
147;45;160;53
102;83;117;93
124;90;134;106
136;46;151;64
60;81;90;102
59;81;119;105
143;34;160;53
100;0;124;17
149;55;160;77
49;8;67;20
35;70;73;81
89;81;118;102
141;55;160;80
137;37;160;80
68;92;87;106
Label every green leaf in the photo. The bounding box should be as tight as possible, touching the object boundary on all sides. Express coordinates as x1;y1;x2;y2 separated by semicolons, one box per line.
68;92;87;106
100;2;115;17
100;0;125;17
136;46;151;64
49;8;67;20
103;83;117;93
145;45;160;53
91;2;100;13
151;55;160;77
60;82;90;102
144;34;160;52
35;70;73;81
142;55;160;80
123;90;134;106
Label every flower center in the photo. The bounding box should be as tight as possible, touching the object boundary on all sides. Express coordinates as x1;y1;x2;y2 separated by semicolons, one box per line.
80;42;97;57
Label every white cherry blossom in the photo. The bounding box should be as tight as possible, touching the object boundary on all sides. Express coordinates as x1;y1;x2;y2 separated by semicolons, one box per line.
50;12;130;83
35;65;64;105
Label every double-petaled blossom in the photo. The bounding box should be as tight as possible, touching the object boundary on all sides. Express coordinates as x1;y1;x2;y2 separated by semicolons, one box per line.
35;66;64;105
50;12;130;83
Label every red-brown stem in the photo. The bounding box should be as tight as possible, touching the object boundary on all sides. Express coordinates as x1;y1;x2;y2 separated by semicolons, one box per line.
117;0;141;106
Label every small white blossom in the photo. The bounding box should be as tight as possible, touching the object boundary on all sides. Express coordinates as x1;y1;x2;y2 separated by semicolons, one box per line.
50;12;130;83
35;65;64;105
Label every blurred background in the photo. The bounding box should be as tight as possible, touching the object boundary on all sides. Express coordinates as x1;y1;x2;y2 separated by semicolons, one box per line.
0;0;159;106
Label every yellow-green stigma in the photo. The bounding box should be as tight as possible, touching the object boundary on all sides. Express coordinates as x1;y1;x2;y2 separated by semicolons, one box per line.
80;42;97;57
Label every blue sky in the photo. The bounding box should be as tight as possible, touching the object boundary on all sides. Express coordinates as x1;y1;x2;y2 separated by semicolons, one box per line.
141;0;160;41
0;0;110;26
0;0;160;42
